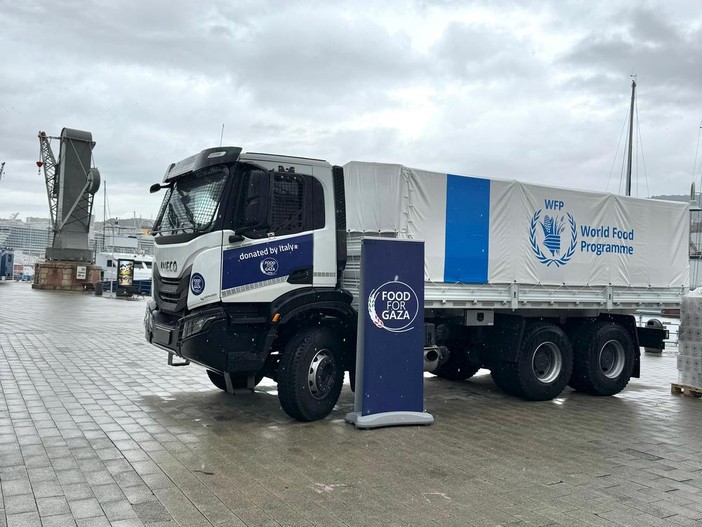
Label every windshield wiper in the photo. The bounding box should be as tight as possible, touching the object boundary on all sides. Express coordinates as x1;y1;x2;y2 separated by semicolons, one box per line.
167;202;182;234
175;188;197;229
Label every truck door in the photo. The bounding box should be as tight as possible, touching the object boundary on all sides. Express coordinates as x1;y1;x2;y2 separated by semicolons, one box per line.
220;165;325;303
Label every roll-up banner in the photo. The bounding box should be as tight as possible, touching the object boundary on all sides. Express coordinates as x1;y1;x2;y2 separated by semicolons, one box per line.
345;238;434;429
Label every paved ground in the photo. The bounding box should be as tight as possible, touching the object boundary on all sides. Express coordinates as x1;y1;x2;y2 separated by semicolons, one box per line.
0;282;701;526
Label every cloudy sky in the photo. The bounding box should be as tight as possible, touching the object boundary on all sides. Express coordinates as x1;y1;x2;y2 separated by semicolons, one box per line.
1;0;701;221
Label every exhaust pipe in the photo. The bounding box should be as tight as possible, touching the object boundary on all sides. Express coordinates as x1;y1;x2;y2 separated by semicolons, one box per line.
424;347;439;372
424;345;449;372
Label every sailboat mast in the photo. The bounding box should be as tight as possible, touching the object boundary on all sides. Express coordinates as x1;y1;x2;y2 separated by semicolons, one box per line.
102;179;106;252
625;78;636;196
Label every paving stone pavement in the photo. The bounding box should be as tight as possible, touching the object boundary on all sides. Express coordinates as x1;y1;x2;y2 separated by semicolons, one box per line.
0;281;701;526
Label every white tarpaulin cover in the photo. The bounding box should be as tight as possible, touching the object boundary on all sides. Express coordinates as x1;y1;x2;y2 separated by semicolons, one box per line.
344;161;689;288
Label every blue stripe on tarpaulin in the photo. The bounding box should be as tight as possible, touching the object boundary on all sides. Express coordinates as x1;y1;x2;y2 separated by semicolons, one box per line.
444;174;490;283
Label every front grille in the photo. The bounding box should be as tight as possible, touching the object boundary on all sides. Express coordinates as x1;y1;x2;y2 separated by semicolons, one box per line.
153;265;191;314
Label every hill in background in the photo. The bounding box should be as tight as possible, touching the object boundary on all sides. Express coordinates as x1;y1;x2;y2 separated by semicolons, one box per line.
650;194;690;203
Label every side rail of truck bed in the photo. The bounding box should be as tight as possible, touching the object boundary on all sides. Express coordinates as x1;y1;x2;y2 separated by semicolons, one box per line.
342;234;685;311
342;270;684;311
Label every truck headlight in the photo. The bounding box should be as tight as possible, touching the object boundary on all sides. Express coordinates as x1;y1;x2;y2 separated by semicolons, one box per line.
182;314;219;339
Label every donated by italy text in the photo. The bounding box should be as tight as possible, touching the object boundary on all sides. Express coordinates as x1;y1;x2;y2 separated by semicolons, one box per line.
238;242;301;261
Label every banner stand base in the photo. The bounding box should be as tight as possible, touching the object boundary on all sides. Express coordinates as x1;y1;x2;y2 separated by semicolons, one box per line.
345;411;434;429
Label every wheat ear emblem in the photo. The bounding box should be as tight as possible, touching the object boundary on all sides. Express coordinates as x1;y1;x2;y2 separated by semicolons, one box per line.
367;288;385;329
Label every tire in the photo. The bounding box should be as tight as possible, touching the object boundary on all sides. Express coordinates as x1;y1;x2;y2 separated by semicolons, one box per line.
495;323;573;401
277;326;345;421
433;347;480;381
207;370;263;391
569;321;635;396
490;361;523;397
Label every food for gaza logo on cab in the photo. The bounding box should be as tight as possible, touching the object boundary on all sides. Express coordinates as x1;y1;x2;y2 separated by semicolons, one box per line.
260;257;279;276
367;280;419;333
190;273;205;295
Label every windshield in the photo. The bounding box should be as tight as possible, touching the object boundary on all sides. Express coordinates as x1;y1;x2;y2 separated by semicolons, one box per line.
152;166;228;236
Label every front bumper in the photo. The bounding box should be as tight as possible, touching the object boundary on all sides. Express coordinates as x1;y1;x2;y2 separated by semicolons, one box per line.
144;301;277;374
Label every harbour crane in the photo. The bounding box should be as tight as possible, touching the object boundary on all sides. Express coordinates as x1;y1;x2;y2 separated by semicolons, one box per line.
37;129;101;262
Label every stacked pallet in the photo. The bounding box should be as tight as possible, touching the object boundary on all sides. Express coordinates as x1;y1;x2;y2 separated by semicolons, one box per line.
674;294;702;397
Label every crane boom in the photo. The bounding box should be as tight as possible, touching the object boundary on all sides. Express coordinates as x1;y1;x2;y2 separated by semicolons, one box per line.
38;131;59;231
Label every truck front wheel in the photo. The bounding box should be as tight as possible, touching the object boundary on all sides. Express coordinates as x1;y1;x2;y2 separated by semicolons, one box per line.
277;326;345;421
569;321;634;396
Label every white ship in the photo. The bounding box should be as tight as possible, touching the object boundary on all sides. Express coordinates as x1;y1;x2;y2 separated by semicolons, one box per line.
95;252;153;294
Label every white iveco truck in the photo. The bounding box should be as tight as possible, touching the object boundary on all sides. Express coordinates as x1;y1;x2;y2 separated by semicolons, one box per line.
144;146;688;421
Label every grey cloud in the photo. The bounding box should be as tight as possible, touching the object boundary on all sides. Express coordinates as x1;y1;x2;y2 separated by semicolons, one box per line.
432;22;542;84
2;0;702;219
561;5;702;107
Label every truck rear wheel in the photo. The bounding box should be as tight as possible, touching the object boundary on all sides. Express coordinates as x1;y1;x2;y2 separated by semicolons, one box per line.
490;362;523;396
433;347;480;381
277;326;345;421
493;323;573;401
569;321;634;396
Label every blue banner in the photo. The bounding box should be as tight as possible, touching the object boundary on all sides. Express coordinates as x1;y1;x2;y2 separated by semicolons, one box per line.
221;234;313;291
346;238;433;428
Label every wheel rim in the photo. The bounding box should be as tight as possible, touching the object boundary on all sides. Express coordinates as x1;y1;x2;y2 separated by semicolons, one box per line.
599;339;625;379
307;349;336;400
531;342;562;384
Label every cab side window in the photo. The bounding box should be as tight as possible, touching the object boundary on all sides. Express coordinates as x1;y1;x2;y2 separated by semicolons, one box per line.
238;168;325;238
271;173;304;236
304;175;325;231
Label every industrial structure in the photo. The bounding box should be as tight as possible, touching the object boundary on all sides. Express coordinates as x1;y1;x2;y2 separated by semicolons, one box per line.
33;129;102;290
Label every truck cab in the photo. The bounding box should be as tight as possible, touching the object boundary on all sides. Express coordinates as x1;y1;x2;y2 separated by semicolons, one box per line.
144;147;354;421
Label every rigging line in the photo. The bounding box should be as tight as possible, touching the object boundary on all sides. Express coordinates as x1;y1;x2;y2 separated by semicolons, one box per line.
606;107;630;193
694;120;702;198
637;134;641;197
635;133;638;198
692;120;702;180
635;103;650;198
105;184;112;232
634;94;639;197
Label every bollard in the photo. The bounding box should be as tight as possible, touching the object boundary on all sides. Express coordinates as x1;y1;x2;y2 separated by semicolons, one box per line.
644;318;664;354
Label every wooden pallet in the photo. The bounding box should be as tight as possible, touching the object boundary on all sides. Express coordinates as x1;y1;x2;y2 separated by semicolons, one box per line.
671;383;702;398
